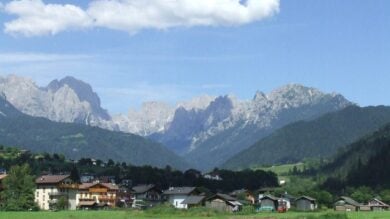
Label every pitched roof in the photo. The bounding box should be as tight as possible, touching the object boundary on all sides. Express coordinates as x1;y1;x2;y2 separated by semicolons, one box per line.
229;189;248;196
369;198;390;207
79;182;119;190
207;193;237;202
163;187;196;195
336;196;361;207
181;196;206;205
132;184;156;194
260;194;279;201
35;175;70;184
296;196;316;202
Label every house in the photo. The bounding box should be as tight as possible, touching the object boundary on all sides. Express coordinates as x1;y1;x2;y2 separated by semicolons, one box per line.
203;173;222;181
77;182;119;209
368;198;389;211
295;196;317;211
206;193;242;212
258;194;279;211
35;175;77;210
163;187;201;209
334;196;361;211
131;184;162;205
256;188;276;201
181;196;206;209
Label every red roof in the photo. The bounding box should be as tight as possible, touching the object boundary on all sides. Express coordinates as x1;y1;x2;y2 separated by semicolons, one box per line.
79;182;119;190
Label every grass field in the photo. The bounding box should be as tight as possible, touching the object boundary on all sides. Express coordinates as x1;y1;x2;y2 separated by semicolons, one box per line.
254;163;304;176
0;210;389;219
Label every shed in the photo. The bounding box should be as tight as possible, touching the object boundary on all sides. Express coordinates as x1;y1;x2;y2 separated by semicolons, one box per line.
368;198;390;211
259;194;279;211
334;196;361;211
206;193;242;212
295;196;317;211
181;195;206;208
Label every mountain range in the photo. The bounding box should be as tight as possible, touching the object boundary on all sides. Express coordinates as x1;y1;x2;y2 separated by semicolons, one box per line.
0;75;357;170
0;93;189;169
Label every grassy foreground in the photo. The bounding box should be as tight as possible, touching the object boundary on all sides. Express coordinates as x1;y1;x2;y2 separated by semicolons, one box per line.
0;210;389;219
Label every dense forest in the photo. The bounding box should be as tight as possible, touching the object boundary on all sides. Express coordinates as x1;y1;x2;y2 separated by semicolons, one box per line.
0;145;278;193
0;96;188;169
223;106;390;169
318;123;390;192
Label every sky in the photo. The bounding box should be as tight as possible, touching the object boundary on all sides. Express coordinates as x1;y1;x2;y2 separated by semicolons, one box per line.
0;0;389;114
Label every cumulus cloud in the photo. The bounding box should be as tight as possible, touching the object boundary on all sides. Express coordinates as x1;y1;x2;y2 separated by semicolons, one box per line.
3;0;280;36
4;0;92;36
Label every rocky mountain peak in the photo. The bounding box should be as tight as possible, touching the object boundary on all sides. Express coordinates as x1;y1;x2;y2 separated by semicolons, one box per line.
47;76;110;120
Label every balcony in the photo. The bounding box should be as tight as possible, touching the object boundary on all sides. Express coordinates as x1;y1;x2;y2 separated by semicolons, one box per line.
59;184;79;189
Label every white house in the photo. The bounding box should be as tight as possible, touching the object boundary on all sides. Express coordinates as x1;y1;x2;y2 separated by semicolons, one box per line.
35;175;77;210
163;187;200;209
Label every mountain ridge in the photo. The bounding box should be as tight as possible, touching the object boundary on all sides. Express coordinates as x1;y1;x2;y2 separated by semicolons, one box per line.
222;105;390;170
0;95;189;169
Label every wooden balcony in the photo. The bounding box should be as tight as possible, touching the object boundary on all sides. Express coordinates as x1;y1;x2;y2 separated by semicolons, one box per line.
59;184;79;189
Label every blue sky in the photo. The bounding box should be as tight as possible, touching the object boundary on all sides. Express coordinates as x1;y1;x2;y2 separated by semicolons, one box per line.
0;0;389;113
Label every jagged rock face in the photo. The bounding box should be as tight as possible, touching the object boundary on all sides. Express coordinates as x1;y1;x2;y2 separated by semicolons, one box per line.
47;76;110;120
0;75;111;125
111;101;175;136
152;96;234;155
152;84;353;169
113;95;216;136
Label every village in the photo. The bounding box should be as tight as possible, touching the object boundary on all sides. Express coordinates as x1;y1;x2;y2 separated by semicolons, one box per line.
1;172;388;214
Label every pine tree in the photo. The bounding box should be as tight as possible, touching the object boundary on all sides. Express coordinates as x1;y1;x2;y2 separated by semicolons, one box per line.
0;164;37;211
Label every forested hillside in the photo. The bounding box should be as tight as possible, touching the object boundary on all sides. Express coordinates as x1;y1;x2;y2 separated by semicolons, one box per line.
0;96;188;169
223;106;390;169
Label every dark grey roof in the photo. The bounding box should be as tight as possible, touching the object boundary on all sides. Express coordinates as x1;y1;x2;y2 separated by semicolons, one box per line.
207;193;237;201
181;196;205;205
229;189;248;196
163;187;196;195
336;196;361;207
132;184;156;194
260;194;279;201
296;196;316;202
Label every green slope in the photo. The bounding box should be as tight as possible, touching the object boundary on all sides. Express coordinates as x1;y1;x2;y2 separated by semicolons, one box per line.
222;106;390;170
321;123;390;188
0;96;189;169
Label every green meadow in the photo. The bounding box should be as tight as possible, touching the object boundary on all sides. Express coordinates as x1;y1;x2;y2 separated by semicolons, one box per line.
0;210;389;219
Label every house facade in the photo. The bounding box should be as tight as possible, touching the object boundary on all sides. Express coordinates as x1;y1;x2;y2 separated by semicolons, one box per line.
35;175;119;210
77;182;119;209
131;184;162;208
206;193;242;212
35;175;76;210
163;187;200;209
334;196;361;211
368;198;389;211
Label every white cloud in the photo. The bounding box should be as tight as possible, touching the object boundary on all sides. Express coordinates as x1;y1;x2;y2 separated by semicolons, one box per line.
3;0;280;36
4;0;92;36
